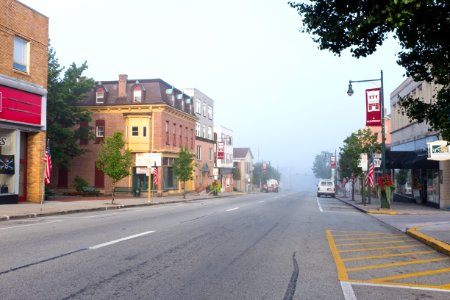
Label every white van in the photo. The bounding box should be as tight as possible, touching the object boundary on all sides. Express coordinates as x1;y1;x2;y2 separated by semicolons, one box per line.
317;179;335;198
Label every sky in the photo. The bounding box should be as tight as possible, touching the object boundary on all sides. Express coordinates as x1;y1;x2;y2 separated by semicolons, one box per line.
22;0;406;189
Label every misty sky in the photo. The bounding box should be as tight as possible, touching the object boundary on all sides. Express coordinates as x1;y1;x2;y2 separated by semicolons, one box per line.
22;0;406;186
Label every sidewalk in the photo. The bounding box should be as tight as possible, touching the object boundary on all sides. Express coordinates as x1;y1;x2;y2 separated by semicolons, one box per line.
0;191;238;221
335;192;450;256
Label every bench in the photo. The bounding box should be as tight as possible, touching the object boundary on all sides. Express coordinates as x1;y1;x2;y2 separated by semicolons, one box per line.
81;186;100;196
114;187;134;195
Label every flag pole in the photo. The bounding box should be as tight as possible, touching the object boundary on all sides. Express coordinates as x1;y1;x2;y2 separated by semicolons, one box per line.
40;138;49;210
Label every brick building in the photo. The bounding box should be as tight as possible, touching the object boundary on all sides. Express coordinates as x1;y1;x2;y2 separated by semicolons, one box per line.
59;74;197;196
0;0;48;204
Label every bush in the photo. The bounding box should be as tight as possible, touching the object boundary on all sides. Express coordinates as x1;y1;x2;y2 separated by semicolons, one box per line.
73;176;89;192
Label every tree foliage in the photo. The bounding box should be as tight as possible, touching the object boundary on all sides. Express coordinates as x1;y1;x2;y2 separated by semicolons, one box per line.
47;44;95;169
312;152;332;179
339;128;381;180
289;1;450;139
172;148;195;199
96;132;132;204
252;162;280;186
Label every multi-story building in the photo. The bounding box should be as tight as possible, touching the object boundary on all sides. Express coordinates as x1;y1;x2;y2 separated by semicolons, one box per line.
233;148;254;193
0;0;48;204
214;125;234;192
389;77;448;208
61;74;197;196
183;88;215;192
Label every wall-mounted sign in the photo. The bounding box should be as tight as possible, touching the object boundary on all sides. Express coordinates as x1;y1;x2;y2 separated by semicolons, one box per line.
0;137;8;146
0;155;14;174
0;86;42;126
427;140;450;161
135;153;162;166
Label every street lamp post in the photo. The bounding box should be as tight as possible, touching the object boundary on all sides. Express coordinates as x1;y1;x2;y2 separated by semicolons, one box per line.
347;70;386;176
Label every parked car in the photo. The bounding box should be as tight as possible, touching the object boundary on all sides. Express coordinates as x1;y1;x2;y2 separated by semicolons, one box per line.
261;179;279;193
317;179;335;197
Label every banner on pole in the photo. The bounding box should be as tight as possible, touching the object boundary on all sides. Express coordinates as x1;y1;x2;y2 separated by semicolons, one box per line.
365;88;382;127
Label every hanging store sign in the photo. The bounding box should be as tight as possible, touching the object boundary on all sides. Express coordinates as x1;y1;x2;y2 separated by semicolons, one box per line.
0;86;42;126
427;140;450;161
365;88;382;127
217;141;225;160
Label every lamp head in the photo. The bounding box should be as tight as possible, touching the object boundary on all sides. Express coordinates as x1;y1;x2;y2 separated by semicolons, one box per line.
347;81;354;96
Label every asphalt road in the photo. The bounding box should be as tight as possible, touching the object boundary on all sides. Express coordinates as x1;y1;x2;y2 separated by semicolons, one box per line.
1;192;450;299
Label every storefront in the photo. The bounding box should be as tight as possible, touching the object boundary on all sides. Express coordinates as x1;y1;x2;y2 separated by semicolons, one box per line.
0;75;47;204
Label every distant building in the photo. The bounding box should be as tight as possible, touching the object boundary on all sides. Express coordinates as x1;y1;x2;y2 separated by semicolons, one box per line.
63;74;197;196
214;125;234;192
183;88;215;192
233;148;254;193
0;0;48;204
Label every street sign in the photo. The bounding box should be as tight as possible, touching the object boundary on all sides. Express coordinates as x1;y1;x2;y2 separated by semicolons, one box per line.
373;158;381;168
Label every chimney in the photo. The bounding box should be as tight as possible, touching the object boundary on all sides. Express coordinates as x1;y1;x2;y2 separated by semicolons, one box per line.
118;74;128;98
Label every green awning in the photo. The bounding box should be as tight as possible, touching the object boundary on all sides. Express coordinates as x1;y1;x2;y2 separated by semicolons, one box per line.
201;163;210;172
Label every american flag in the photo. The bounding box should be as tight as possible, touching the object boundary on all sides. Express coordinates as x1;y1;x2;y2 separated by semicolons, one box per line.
44;142;52;185
152;166;158;186
366;162;374;188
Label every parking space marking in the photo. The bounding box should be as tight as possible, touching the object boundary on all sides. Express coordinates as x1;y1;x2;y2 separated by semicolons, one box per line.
327;230;450;291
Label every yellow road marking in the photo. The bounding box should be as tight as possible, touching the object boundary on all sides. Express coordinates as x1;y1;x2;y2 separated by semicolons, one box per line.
337;240;411;247
342;251;434;261
326;230;348;281
340;244;420;253
335;235;404;242
439;284;450;289
332;231;387;236
372;267;450;283
347;257;449;272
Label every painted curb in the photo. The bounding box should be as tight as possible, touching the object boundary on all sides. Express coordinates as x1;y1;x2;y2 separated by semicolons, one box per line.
367;210;399;215
407;226;450;257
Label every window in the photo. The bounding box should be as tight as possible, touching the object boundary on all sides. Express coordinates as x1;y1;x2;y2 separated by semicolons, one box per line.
131;126;139;136
207;127;213;140
95;120;105;144
133;87;142;103
13;36;29;72
96;126;105;138
208;106;213;119
96;87;105;104
79;121;89;145
203;103;207;117
179;125;182;147
196;145;202;160
203;125;206;138
165;121;170;144
196;99;201;114
191;129;194;150
196;123;201;137
173;123;176;146
185;127;188;147
143;126;147;137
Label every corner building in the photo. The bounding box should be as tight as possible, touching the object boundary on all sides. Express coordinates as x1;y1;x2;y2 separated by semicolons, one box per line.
0;0;48;204
65;74;197;196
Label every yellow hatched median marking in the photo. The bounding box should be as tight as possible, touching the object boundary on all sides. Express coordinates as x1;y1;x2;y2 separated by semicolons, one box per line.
372;267;450;283
342;250;434;261
332;231;387;236
347;257;449;272
326;230;348;281
335;235;404;242
337;239;411;247
340;244;419;253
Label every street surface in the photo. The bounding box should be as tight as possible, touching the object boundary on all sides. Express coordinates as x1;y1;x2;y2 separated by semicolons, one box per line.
1;192;450;299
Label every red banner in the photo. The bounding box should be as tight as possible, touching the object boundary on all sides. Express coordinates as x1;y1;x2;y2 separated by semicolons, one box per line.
365;88;382;127
217;142;225;159
0;86;42;125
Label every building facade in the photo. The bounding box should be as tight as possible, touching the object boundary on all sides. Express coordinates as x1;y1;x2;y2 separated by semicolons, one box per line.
389;77;448;208
0;0;48;204
214;125;234;192
233;148;253;193
183;88;215;192
59;74;197;196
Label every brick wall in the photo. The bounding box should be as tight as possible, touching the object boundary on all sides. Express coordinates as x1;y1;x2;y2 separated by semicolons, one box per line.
440;161;450;209
26;131;46;203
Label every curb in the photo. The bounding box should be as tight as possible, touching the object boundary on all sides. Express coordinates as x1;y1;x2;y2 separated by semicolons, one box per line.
407;226;450;257
0;194;235;222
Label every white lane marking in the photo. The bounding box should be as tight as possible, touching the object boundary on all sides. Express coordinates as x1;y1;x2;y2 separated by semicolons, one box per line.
226;207;240;212
348;281;450;293
341;282;357;300
89;230;155;250
80;213;118;219
258;200;265;203
316;198;324;212
0;220;62;230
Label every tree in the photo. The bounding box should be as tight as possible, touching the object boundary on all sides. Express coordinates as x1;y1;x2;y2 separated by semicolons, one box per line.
289;1;450;139
339;128;381;200
252;162;281;187
47;44;95;169
96;132;132;204
312;151;332;179
173;148;195;199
